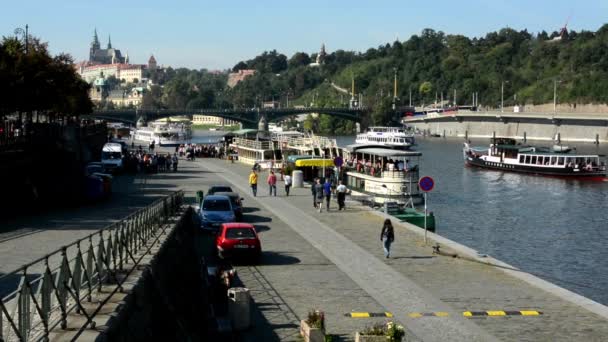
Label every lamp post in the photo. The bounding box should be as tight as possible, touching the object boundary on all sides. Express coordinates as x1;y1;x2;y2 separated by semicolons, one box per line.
501;81;504;113
14;24;29;54
553;79;559;115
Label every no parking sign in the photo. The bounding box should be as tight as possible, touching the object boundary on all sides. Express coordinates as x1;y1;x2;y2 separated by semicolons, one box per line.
418;176;434;192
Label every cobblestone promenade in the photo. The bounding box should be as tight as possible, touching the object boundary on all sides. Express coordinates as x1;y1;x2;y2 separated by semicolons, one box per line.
3;154;608;341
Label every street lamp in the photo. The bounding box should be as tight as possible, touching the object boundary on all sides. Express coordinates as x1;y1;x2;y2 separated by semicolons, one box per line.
553;79;561;115
14;24;29;54
500;80;509;113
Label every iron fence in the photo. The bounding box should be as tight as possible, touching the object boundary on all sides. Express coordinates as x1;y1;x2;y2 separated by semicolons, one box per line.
0;190;184;341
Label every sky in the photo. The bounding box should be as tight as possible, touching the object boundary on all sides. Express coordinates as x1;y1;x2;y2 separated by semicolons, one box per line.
1;0;607;70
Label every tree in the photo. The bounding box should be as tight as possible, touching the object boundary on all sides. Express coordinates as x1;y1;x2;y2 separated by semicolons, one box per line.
288;52;311;68
232;61;248;72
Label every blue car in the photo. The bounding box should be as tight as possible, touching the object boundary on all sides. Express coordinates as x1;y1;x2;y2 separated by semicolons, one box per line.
200;195;236;230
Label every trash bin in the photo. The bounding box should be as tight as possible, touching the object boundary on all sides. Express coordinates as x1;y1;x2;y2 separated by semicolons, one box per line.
196;190;204;208
292;170;304;188
228;287;251;330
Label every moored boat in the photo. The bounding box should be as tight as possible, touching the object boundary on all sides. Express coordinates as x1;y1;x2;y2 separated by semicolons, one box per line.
343;145;423;205
355;126;415;150
463;138;606;178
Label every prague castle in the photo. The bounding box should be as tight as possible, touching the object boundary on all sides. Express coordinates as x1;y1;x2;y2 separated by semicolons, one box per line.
89;29;126;65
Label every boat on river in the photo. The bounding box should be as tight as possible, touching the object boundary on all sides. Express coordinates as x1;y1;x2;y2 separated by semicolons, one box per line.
132;121;192;147
355;126;415;150
463;138;607;178
343;145;423;205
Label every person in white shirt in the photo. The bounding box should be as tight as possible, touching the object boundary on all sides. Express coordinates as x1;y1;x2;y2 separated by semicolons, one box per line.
336;180;347;210
284;174;292;196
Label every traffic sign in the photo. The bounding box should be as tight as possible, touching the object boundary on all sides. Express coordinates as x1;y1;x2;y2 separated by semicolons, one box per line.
334;156;343;167
418;176;434;192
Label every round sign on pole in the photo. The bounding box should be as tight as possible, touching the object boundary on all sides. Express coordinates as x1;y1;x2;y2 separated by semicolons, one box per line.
334;156;343;167
418;176;435;192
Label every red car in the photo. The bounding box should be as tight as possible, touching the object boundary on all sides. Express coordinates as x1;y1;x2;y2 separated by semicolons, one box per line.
216;223;261;261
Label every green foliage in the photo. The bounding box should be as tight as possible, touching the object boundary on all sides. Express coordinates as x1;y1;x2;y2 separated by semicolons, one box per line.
306;310;324;329
0;36;92;116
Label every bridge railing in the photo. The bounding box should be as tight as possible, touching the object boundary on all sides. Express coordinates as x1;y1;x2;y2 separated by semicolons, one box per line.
0;191;184;342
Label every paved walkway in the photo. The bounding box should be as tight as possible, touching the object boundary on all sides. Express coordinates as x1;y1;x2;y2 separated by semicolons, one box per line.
199;158;608;342
4;153;608;341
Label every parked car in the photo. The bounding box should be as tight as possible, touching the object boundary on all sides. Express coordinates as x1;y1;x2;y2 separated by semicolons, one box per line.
216;223;261;260
214;192;243;221
200;195;236;230
84;162;113;199
101;143;124;173
207;185;234;196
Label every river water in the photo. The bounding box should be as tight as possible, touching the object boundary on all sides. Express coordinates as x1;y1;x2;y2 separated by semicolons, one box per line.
193;130;608;305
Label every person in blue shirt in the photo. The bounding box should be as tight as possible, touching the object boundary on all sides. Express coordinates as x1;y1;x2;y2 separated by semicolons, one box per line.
323;178;332;211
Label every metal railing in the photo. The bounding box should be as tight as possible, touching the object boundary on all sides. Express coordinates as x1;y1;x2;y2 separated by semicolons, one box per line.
0;190;184;342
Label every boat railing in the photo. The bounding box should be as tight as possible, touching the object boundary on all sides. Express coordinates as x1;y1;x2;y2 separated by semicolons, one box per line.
232;137;273;150
346;166;419;180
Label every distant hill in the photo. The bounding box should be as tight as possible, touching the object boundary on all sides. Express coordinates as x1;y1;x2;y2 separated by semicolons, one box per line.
143;24;608;133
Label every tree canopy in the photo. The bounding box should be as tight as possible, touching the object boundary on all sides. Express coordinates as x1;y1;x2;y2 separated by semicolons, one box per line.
0;36;92;116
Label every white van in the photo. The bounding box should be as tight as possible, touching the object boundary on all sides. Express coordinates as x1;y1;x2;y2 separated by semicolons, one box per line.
101;143;124;172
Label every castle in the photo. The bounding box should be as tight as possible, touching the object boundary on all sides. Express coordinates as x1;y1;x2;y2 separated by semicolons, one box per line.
89;29;127;65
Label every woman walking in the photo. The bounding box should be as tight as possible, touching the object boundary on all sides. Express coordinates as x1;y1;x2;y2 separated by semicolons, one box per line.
380;219;395;258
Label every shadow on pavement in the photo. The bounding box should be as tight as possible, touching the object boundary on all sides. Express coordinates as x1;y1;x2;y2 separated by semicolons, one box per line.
389;256;436;260
254;225;271;233
259;251;300;266
243;214;272;223
241;207;260;213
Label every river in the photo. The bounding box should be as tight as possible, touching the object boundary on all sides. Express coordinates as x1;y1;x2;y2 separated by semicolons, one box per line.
193;129;608;306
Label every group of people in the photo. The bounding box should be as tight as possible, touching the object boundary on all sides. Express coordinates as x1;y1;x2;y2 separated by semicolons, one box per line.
311;178;347;212
177;144;230;160
247;164;397;259
125;147;179;173
248;169;293;197
347;157;411;177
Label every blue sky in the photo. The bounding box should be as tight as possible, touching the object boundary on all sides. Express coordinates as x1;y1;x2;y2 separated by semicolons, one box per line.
2;0;607;70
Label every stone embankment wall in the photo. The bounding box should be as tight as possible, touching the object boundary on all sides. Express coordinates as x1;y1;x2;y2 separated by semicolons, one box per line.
98;208;210;341
411;120;608;143
499;103;608;114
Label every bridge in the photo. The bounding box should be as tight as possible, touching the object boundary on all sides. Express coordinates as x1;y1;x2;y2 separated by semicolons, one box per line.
404;111;608;142
85;107;367;130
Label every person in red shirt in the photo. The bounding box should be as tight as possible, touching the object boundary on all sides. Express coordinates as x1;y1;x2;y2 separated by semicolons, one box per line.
267;171;277;196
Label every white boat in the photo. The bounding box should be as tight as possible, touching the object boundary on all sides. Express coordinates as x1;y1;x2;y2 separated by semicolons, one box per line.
463;138;606;178
132;122;192;147
355;126;415;149
343;145;423;206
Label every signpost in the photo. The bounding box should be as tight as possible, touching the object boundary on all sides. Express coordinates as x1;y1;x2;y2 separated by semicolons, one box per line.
418;176;435;244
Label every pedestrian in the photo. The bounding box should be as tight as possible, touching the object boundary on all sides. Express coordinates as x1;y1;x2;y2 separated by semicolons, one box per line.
267;171;277;196
380;219;395;258
249;170;258;197
311;177;318;208
284;173;292;196
323;178;332;211
314;178;324;213
336;180;347;210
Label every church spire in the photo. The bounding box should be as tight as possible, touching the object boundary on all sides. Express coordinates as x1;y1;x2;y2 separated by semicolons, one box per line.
107;35;112;49
92;28;100;49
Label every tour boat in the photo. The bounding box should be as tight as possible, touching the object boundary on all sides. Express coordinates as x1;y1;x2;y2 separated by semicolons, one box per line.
343;145;424;205
463;138;606;178
230;130;340;171
131;121;192;147
355;126;415;150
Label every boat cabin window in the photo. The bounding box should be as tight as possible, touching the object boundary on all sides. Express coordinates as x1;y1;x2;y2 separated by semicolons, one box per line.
531;156;537;164
519;155;525;163
558;157;565;165
525;155;531;164
550;157;557;165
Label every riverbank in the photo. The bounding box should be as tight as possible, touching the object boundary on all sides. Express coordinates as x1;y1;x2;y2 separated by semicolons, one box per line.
197;156;608;341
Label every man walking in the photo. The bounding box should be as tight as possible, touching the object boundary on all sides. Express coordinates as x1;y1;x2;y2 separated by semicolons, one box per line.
249;169;258;197
323;178;332;211
267;171;277;196
314;178;325;213
336;180;347;210
284;173;292;196
311;177;318;208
